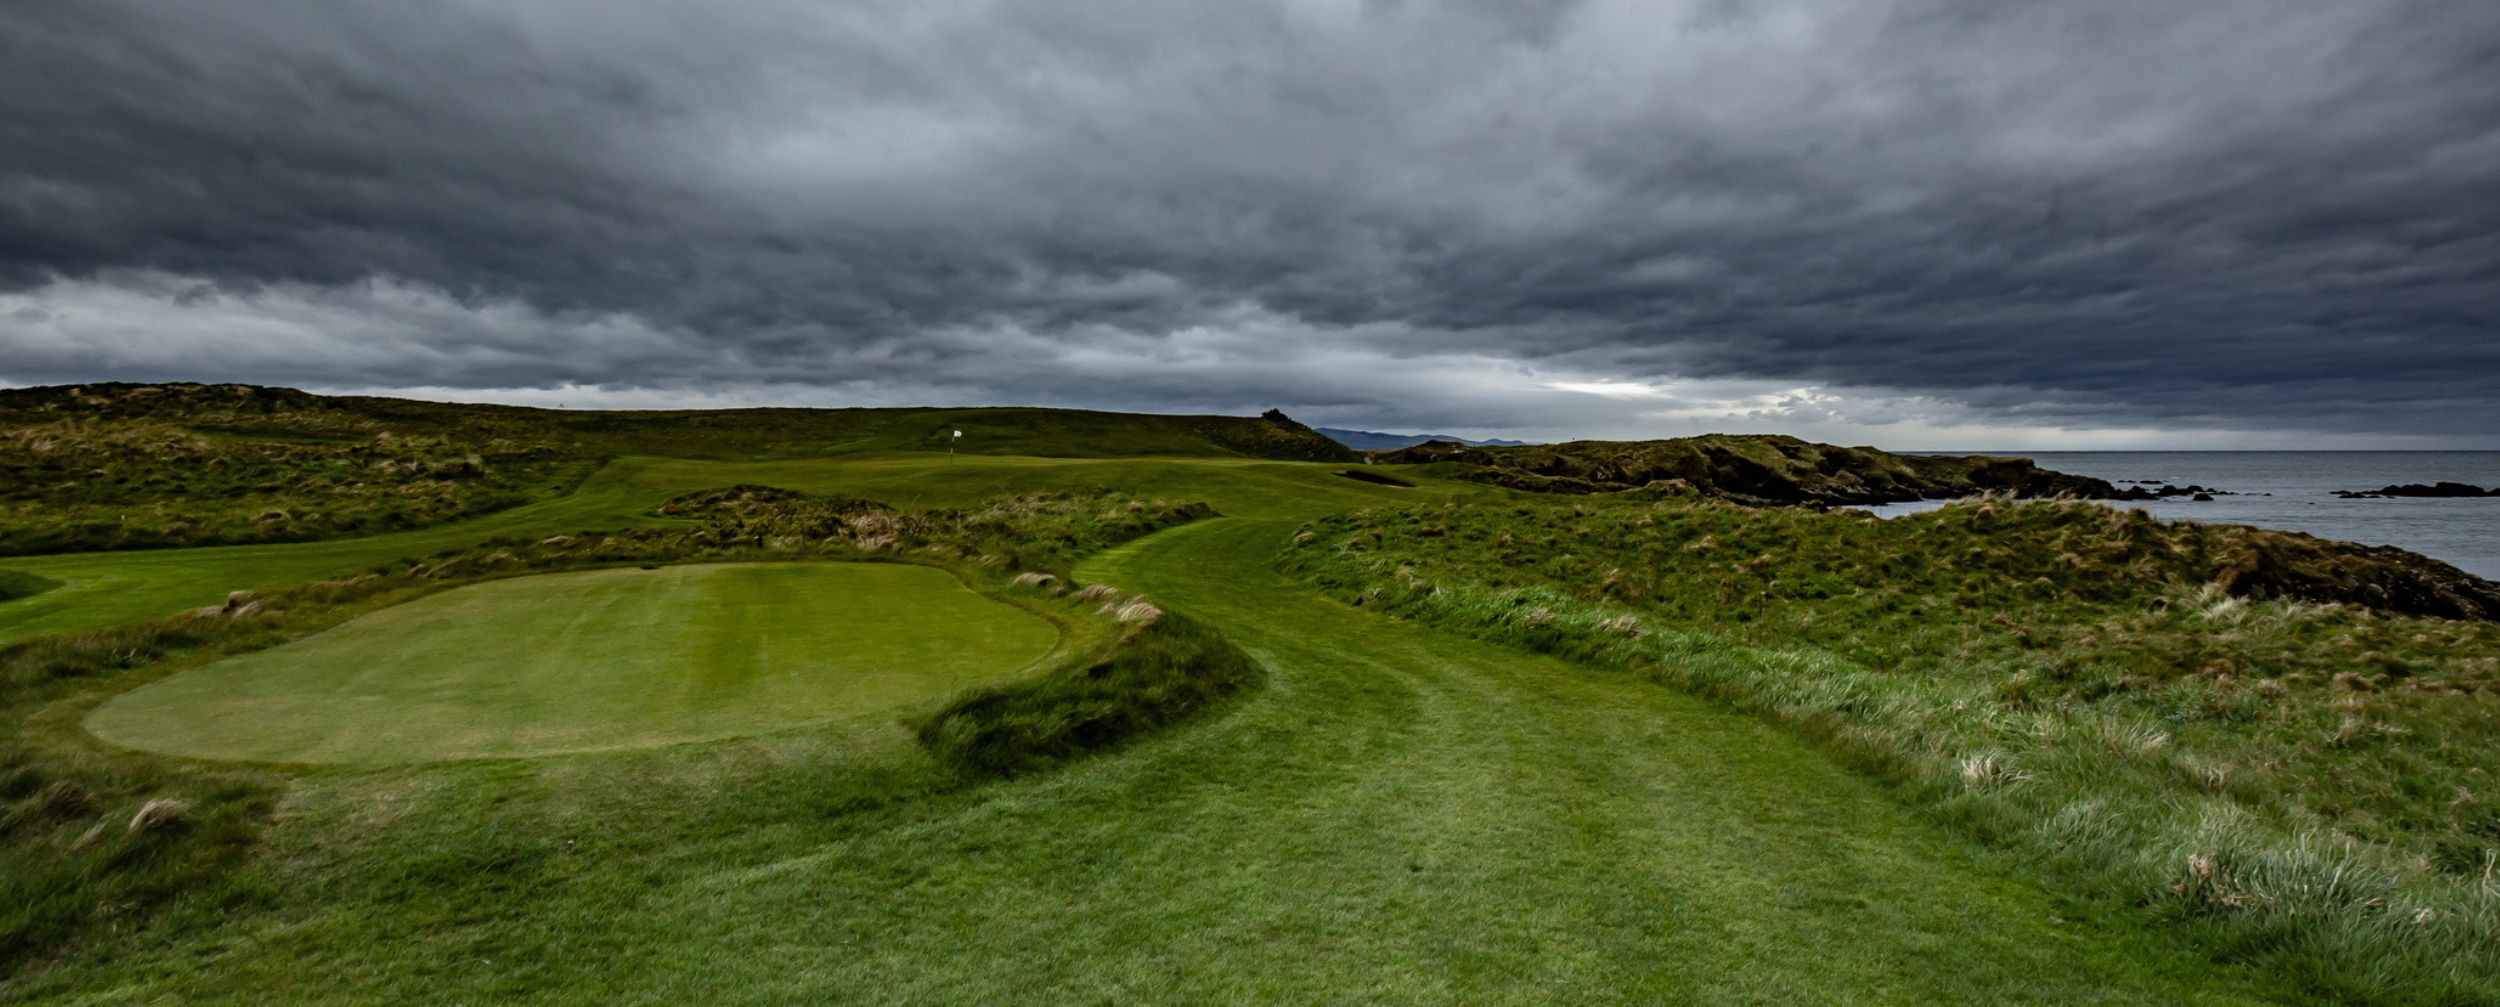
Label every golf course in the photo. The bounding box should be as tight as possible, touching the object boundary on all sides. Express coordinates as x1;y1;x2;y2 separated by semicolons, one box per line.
86;563;1061;763
4;386;2496;1004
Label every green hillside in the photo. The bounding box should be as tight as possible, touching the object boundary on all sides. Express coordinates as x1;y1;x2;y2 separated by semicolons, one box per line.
0;384;1352;555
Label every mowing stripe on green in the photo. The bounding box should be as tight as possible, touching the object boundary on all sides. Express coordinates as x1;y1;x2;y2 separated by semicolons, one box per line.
84;562;1059;764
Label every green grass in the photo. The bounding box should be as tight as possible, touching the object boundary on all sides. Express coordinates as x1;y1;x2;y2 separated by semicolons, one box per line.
1;502;2285;1005
3;439;2440;1003
0;458;681;644
1284;497;2500;1002
0;454;1440;644
86;563;1060;764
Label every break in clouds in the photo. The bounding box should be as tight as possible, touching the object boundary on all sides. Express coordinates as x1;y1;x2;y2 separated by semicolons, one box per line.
2;0;2496;446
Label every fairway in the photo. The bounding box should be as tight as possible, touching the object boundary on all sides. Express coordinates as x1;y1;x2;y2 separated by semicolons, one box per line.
85;563;1059;763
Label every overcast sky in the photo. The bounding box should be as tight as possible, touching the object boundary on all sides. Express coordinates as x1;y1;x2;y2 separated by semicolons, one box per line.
3;0;2495;448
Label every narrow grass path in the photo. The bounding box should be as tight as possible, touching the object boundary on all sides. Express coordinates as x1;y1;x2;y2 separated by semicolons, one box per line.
1018;517;2281;1003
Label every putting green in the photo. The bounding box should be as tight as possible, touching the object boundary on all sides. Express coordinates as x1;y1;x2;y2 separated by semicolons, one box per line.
85;563;1059;764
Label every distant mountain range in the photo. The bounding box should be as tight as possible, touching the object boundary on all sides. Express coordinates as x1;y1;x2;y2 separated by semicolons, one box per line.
1316;427;1534;451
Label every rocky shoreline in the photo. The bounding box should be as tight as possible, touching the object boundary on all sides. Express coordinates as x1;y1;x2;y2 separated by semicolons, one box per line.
2334;482;2499;499
2110;481;2229;502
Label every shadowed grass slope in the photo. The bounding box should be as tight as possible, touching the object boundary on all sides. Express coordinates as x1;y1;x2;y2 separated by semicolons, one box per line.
0;570;58;602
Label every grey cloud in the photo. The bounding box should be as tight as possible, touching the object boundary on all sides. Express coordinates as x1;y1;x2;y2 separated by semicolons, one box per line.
1;0;2496;442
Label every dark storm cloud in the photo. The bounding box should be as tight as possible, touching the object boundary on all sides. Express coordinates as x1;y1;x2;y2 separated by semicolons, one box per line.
1;0;2496;442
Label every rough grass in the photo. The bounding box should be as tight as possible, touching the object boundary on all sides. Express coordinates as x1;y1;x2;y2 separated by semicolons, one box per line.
0;575;420;970
0;417;595;555
659;484;1214;575
1284;497;2500;1003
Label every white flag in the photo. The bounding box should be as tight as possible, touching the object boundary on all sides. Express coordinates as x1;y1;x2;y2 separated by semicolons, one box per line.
952;430;963;438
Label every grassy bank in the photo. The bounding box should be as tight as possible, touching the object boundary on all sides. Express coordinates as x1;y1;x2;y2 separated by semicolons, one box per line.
1284;497;2500;1003
918;588;1260;777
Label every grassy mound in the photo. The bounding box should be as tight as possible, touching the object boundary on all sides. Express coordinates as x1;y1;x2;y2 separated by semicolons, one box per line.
1286;497;2500;1002
916;598;1258;776
1376;433;2120;503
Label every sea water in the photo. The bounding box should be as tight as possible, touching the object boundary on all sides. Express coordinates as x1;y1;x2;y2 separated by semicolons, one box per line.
1856;452;2500;580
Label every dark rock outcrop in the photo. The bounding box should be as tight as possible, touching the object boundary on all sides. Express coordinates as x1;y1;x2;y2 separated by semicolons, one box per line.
2334;482;2498;499
2111;483;2228;501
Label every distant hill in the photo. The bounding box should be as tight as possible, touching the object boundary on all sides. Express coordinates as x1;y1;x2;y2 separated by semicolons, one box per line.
0;383;1355;554
0;384;1356;463
1316;427;1533;451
